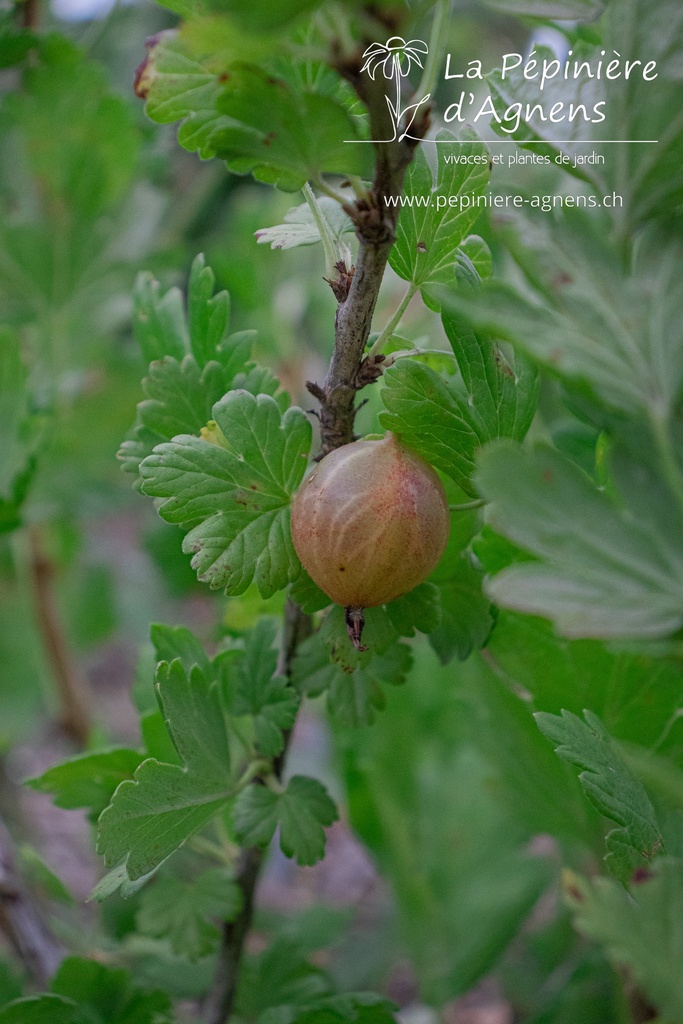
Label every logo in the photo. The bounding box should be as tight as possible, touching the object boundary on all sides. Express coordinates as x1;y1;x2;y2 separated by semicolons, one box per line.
356;36;430;143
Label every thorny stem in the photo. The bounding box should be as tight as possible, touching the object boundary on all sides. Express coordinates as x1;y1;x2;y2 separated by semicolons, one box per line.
27;526;91;746
309;58;428;455
204;599;312;1024
206;13;431;1017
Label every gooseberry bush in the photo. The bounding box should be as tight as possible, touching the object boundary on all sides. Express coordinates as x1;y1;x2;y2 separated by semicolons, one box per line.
1;0;683;1021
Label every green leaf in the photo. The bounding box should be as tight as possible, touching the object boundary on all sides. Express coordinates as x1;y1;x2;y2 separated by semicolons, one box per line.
388;129;491;308
379;361;479;494
0;330;36;497
88;862;157;903
136;33;232;160
27;748;143;822
486;0;683;229
0;996;88;1024
187;252;231;367
602;0;683;227
292;624;412;728
207;0;322;33
0;329;41;531
212;63;371;190
97;660;233;879
289;571;331;614
17;846;73;904
454;656;593;846
379;300;537;496
259;992;399;1024
441;310;539;446
139;390;311;597
138;32;370;186
150;622;211;676
568;859;683;1022
235;935;331;1020
0;37;140;328
50;957;171;1024
340;676;551;1006
231;775;338;865
536;709;663;881
131;272;188;364
484;612;683;755
429;555;493;664
137;869;242;960
230;620;299;756
444;215;683;422
455;235;493;285
385;583;441;637
255;197;353;252
328;643;412;729
379;339;536;498
119;255;265;481
475;441;683;640
485;46;604;185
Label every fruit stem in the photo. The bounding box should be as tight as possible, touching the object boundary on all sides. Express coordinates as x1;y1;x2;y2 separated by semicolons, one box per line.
344;606;367;651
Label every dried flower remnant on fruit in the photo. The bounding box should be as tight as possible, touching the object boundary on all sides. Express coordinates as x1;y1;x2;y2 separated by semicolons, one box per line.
290;433;449;648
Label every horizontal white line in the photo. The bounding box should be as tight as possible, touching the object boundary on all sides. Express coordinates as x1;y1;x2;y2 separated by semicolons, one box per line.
432;139;658;144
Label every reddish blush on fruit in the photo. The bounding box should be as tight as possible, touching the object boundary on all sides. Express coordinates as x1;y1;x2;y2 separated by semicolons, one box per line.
290;433;450;648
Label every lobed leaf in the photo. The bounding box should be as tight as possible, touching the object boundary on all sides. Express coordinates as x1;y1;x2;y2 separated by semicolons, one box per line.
536;709;663;880
231;775;338;866
568;859;683;1021
139;391;311;597
119;254;265;483
476;441;683;640
229;619;299;756
27;748;143;823
137;869;242;960
389;129;491;308
97;660;233;879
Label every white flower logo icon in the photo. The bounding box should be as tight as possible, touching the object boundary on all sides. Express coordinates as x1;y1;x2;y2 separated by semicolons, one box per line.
358;36;431;143
360;36;428;80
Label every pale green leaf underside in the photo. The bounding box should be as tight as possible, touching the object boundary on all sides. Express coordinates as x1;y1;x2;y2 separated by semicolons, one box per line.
570;859;683;1021
476;441;683;639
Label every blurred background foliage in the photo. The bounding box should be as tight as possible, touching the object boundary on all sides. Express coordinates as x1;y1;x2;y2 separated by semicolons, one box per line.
1;0;682;1022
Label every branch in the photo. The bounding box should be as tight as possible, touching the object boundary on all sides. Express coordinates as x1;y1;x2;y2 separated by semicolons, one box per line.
205;34;430;1024
204;598;312;1024
309;60;429;455
0;816;63;986
27;527;91;746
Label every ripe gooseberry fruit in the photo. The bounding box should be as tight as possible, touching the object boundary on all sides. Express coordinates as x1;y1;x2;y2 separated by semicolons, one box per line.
290;433;450;649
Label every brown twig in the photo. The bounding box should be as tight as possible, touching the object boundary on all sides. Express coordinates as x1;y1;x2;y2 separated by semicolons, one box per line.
0;816;63;985
18;0;39;30
204;598;312;1024
27;526;91;747
204;36;428;1024
307;62;429;456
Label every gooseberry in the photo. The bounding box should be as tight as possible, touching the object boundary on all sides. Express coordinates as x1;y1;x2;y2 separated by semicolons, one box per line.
290;433;450;648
